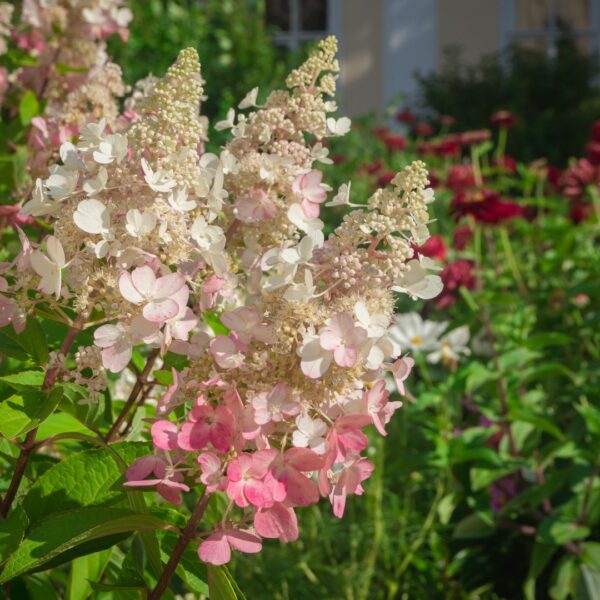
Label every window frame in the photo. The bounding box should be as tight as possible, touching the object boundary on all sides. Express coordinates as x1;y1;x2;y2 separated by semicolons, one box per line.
268;0;333;50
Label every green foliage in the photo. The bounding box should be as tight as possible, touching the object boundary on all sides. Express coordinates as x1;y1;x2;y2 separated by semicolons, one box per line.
109;0;296;124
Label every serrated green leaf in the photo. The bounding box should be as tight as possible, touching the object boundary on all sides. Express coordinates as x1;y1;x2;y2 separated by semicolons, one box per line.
22;443;150;523
0;318;49;366
0;507;168;583
0;387;62;439
0;370;45;390
36;412;94;438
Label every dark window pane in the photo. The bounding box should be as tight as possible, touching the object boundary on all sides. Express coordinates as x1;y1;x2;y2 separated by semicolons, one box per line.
266;0;291;31
300;0;327;31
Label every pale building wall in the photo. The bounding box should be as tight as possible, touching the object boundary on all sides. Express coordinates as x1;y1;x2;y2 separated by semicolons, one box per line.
338;0;384;117
437;0;500;67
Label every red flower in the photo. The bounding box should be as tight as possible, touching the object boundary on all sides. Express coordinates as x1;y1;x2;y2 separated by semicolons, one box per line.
377;172;395;187
373;127;390;141
560;158;599;199
490;110;516;128
416;141;434;156
359;160;383;175
569;201;591;224
439;114;456;127
492;155;517;174
395;109;416;124
459;129;492;146
415;235;447;262
445;164;476;193
433;137;461;158
453;224;473;250
383;134;407;152
546;166;562;190
590;119;600;142
585;141;600;166
450;189;525;224
436;259;476;308
415;122;434;137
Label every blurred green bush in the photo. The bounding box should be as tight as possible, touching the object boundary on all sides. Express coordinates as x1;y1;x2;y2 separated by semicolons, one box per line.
109;0;300;122
417;37;600;166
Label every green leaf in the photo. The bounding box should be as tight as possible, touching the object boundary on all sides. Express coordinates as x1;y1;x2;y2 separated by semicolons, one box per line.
19;91;40;126
36;412;94;438
23;444;150;523
0;506;28;565
464;362;497;393
574;566;600;600
0;370;45;390
524;542;556;600
498;348;541;372
537;515;590;545
582;542;600;572
58;382;105;429
0;507;168;583
549;555;577;600
0;330;30;361
453;513;495;539
510;410;565;440
203;311;230;336
153;369;174;386
471;466;517;492
66;550;111;600
208;564;240;600
0;318;49;366
0;387;62;439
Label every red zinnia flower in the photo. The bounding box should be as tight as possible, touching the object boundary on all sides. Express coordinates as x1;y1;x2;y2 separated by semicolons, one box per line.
445;164;476;193
453;224;473;250
590;119;600;142
435;259;476;308
560;158;599;199
492;155;517;174
459;129;492;146
377;172;395;187
415;122;434;137
383;134;407;152
585;141;600;166
415;235;447;262
359;160;383;175
450;189;525;224
395;109;416;124
490;110;516;128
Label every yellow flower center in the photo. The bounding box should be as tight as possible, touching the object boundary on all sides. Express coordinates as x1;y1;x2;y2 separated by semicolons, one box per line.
411;336;423;346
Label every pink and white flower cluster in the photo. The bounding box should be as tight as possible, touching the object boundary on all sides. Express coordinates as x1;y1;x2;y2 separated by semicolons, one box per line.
0;38;442;566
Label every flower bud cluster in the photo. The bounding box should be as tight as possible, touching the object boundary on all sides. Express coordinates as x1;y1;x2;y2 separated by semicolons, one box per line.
0;39;442;566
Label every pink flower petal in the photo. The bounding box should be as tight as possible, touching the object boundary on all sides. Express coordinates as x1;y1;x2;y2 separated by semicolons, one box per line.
199;531;231;565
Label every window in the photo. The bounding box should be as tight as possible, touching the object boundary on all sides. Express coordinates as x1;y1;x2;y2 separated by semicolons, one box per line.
266;0;329;50
512;0;596;55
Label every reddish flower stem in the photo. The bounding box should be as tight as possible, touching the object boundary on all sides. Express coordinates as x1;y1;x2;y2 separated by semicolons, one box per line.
0;322;81;517
105;348;160;442
148;491;211;600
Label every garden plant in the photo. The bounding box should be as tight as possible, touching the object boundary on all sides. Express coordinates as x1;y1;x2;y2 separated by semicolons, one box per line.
0;2;599;600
